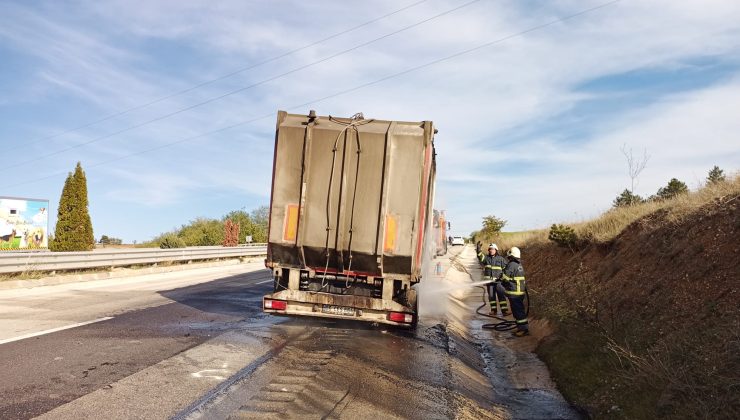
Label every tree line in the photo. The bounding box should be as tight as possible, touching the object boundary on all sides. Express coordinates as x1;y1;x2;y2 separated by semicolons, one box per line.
149;207;269;249
47;162;269;251
613;165;725;207
473;165;730;247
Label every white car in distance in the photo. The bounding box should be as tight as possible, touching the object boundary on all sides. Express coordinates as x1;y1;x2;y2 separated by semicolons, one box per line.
451;236;465;246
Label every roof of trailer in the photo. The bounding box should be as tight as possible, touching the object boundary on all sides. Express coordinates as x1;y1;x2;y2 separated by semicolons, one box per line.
282;110;433;127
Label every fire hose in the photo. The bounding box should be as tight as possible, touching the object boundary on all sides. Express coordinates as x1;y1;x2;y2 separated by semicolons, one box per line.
450;251;530;331
475;283;529;331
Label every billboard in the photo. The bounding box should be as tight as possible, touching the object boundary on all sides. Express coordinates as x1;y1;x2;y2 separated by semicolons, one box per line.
0;196;49;250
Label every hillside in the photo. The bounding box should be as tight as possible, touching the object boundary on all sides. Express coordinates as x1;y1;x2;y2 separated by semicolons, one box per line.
481;178;740;419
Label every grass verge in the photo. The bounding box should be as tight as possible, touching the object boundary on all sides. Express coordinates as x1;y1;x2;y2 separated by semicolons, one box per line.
476;176;740;419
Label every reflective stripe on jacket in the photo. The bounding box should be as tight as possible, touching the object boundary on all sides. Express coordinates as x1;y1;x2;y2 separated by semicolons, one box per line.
501;259;526;296
483;254;506;279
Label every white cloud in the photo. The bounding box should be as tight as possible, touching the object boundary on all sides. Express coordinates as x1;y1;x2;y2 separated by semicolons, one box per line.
1;0;739;240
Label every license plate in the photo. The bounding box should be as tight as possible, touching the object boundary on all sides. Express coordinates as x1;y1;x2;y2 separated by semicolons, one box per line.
321;305;355;316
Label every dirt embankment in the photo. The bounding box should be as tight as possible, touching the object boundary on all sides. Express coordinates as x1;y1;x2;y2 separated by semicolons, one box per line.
524;195;739;419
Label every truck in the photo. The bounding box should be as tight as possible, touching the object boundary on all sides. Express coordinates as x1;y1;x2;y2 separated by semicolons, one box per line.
263;110;437;326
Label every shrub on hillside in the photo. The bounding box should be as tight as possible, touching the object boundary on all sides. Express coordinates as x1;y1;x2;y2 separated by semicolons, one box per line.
159;234;186;249
613;189;644;207
706;165;726;184
655;178;689;200
548;224;577;247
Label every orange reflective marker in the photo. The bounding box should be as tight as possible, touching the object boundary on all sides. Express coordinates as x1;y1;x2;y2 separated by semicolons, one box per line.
384;214;398;253
283;204;299;242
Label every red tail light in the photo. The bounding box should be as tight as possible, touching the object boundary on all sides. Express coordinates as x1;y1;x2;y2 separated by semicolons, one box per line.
388;312;414;324
264;299;287;310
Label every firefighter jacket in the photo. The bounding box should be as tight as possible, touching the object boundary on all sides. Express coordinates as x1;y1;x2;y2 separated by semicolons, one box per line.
501;258;526;297
482;254;506;279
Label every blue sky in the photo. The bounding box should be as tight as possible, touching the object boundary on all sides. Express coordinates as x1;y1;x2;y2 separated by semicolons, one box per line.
1;0;739;242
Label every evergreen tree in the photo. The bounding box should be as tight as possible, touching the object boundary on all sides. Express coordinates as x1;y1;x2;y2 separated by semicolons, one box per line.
613;189;644;207
51;162;94;251
707;166;726;184
656;178;689;200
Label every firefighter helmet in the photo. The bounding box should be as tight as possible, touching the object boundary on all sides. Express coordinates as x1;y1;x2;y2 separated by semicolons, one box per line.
507;247;521;259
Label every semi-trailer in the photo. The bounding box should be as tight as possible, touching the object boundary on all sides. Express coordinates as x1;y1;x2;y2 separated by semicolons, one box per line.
263;110;437;326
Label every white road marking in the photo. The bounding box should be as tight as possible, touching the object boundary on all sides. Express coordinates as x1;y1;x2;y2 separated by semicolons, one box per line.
256;279;273;284
0;317;114;345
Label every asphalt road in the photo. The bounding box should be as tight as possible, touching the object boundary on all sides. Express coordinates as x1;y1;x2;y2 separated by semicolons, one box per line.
0;251;579;419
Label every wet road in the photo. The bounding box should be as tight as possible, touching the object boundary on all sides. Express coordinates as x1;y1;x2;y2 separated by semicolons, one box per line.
0;251;578;419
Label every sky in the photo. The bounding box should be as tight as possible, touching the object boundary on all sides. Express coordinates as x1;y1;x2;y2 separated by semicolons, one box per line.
1;0;739;242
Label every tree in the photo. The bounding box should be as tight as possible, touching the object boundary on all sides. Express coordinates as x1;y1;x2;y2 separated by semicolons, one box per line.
481;215;506;238
99;235;122;245
51;162;94;251
548;224;577;248
178;218;224;246
250;206;269;243
222;219;240;247
621;144;650;194
613;189;644;207
223;210;254;244
656;178;689;200
707;166;726;185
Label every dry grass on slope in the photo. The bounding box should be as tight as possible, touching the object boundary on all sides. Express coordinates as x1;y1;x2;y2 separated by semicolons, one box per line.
576;175;740;243
482;175;740;250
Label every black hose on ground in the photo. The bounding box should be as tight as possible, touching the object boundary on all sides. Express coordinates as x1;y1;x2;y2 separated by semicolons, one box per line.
448;250;530;331
475;284;530;331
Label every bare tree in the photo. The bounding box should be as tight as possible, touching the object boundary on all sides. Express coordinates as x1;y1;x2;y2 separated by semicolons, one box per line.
621;144;650;194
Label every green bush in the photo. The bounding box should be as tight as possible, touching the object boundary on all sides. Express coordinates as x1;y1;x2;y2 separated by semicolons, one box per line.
548;224;577;247
178;218;224;246
146;205;270;247
656;178;689;200
481;215;507;238
613;189;644;207
159;234;186;249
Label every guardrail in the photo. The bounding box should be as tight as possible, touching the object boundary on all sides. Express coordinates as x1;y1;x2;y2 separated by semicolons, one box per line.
0;244;267;274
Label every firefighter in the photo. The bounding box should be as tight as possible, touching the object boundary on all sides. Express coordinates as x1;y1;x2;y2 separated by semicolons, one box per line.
476;241;485;266
501;247;528;337
482;243;508;315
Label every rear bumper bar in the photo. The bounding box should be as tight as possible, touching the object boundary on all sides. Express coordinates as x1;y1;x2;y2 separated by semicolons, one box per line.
263;289;414;327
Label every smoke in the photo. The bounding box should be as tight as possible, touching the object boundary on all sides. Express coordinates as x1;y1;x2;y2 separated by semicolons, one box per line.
417;207;446;317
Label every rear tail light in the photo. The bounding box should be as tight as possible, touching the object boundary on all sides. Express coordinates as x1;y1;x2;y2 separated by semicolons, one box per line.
388;312;414;324
264;299;287;310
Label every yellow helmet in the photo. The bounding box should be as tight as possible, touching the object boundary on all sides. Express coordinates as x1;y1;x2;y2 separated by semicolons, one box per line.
507;247;521;259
